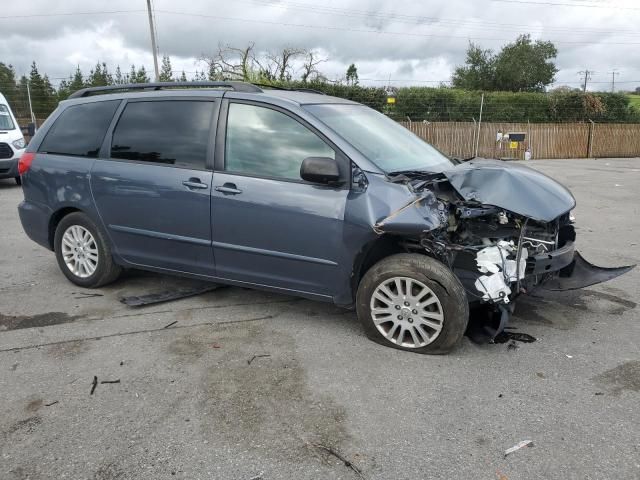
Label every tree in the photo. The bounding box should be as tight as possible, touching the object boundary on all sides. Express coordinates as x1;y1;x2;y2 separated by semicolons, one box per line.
301;50;326;83
27;62;57;117
346;64;359;86
179;70;187;82
451;43;495;90
0;63;18;106
114;65;126;84
87;62;112;87
452;35;557;92
268;47;305;82
200;43;258;81
493;35;557;92
159;55;173;82
129;65;150;83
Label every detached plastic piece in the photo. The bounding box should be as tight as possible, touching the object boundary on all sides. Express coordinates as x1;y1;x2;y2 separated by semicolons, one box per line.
542;251;635;291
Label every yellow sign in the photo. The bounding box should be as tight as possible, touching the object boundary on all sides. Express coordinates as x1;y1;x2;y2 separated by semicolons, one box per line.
387;97;396;104
509;141;518;149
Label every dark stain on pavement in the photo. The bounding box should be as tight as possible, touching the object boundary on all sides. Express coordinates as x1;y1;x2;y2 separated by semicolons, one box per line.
93;462;126;480
593;361;640;395
3;416;41;438
25;399;43;413
515;289;636;329
47;339;90;359
176;323;352;465
0;312;84;331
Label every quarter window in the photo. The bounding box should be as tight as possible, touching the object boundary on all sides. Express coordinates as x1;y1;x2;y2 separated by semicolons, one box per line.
225;103;334;180
39;100;120;157
111;101;214;169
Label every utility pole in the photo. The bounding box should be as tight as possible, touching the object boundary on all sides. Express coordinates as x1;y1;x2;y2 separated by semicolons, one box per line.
609;70;619;92
578;70;592;93
146;0;160;82
26;80;36;129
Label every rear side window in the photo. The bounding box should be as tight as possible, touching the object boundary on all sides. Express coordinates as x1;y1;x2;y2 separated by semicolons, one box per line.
225;103;335;180
111;101;214;169
39;100;120;157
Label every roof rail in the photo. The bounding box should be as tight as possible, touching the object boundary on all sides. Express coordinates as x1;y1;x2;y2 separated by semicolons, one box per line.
68;81;262;99
253;83;327;95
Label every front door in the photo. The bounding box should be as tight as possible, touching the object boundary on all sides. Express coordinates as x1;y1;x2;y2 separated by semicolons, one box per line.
91;99;217;276
211;100;349;297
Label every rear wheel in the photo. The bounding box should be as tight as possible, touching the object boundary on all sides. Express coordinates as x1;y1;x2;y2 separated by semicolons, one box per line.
54;212;121;288
356;253;469;354
15;176;21;185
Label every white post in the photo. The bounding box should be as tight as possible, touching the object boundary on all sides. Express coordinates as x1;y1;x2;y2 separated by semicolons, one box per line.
146;0;160;82
588;119;595;158
475;93;484;157
26;80;37;129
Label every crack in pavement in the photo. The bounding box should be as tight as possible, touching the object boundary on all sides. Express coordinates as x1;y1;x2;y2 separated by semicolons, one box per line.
0;314;276;354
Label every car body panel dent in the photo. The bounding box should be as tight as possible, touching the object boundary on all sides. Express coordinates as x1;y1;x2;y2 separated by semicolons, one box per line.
443;159;576;222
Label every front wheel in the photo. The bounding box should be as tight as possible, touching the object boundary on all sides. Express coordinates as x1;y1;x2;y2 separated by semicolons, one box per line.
54;212;122;288
356;253;469;354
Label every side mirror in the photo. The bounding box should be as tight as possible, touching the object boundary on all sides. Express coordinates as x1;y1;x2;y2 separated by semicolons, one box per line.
300;157;340;184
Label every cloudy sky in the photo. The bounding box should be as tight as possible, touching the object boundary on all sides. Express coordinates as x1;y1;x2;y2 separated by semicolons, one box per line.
1;0;639;91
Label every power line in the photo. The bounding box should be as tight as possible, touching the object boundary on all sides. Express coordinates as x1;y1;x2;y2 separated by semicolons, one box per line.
1;6;639;41
491;0;640;10
0;10;144;19
154;9;640;46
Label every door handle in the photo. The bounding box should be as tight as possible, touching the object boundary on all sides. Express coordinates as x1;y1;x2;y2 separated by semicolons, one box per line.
182;178;209;189
214;183;243;195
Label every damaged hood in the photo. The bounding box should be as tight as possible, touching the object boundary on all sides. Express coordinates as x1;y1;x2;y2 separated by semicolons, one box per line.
443;159;576;222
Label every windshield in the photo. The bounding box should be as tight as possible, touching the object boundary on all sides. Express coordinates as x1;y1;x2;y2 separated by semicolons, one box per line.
0;105;15;130
304;104;453;173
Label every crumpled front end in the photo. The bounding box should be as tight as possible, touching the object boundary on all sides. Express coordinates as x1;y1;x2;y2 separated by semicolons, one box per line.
376;160;634;339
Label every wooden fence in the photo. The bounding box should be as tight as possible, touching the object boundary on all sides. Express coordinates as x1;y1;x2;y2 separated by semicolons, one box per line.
399;121;640;159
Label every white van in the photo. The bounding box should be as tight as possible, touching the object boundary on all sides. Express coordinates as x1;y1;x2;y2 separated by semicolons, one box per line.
0;92;26;185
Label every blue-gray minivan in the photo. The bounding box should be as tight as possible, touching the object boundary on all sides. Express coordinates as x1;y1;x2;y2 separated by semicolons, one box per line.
17;82;632;354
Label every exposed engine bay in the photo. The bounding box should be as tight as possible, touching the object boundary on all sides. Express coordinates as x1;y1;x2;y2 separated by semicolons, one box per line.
373;159;634;340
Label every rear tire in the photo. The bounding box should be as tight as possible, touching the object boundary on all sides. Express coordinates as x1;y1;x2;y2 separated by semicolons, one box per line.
54;212;121;288
15;176;21;185
356;253;469;354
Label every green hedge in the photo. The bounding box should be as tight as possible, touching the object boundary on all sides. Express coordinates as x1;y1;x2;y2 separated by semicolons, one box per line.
282;82;640;123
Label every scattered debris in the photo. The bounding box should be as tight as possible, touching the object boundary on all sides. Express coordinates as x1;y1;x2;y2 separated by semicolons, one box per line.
498;394;503;398
163;320;178;329
248;354;271;365
247;472;264;480
595;392;604;396
507;340;519;351
312;444;367;479
100;379;120;384
44;401;59;407
72;292;104;299
119;361;124;366
536;372;545;378
493;331;537;344
565;354;574;359
90;376;98;395
504;440;534;457
211;342;222;349
120;283;224;307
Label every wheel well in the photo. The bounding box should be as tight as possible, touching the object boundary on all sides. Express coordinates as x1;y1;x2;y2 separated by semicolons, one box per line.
48;207;81;250
352;235;406;295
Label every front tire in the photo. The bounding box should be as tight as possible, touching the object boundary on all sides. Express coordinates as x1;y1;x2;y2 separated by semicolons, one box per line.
356;253;469;354
54;212;121;288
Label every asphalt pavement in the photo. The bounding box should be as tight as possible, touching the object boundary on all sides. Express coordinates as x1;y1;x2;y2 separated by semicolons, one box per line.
1;158;638;480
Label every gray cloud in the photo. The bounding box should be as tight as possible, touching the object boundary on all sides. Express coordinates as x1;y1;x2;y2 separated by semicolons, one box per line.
0;0;638;91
